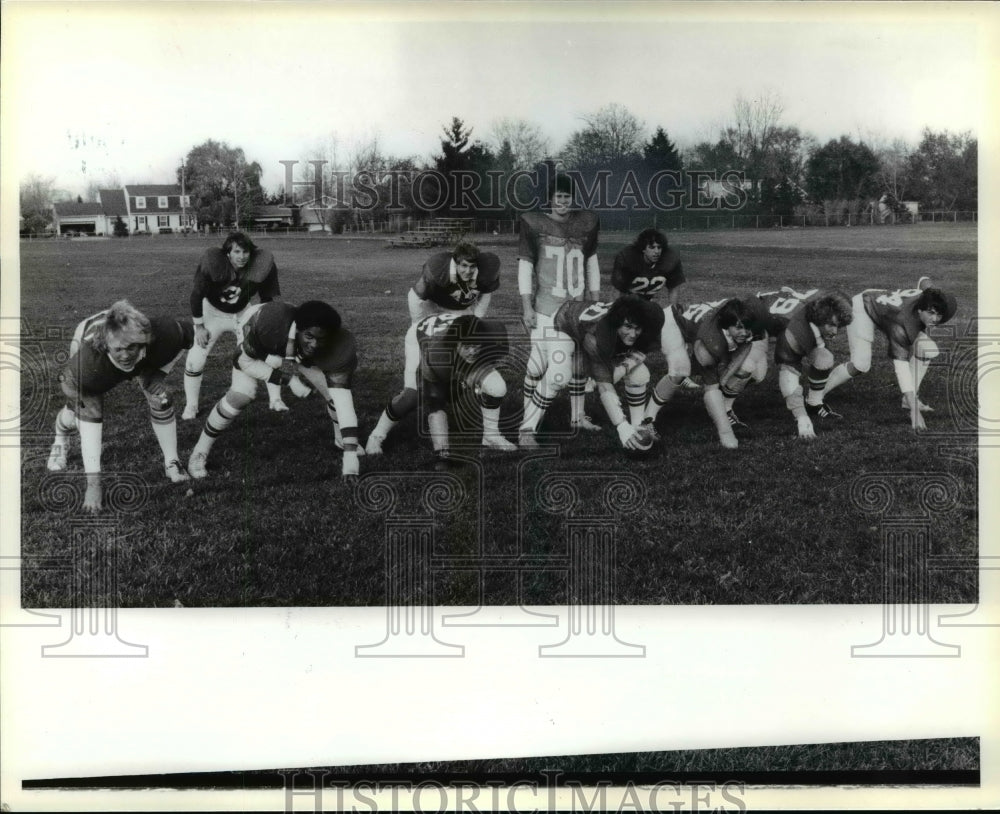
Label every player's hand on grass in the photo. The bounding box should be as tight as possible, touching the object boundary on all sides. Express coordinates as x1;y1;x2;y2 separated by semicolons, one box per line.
195;324;211;349
342;450;360;478
83;478;102;514
616;421;641;450
797;416;816;440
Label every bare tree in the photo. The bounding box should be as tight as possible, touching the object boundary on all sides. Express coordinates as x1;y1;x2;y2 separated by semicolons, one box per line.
720;90;785;198
559;103;645;168
488;118;551;171
20;174;57;234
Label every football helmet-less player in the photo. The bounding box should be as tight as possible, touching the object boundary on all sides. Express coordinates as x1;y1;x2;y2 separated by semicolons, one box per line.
611;228;686;304
366;314;515;462
755;287;853;438
188;300;363;479
47;300;194;513
183;232;284;419
519;294;664;451
821;283;957;431
408;243;501;323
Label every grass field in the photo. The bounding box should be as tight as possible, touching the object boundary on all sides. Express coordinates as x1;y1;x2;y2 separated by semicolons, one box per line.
18;223;978;607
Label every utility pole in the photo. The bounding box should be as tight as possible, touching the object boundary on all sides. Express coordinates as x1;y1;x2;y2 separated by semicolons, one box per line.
180;159;187;230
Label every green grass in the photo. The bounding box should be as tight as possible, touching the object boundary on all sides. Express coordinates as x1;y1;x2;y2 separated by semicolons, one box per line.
19;224;979;607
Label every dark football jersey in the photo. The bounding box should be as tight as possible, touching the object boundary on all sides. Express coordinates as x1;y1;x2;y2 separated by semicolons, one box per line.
861;287;955;361
416;251;500;310
518;209;600;317
554;298;664;384
64;312;193;395
190;247;280;317
611;245;685;299
672;298;769;383
756;286;826;363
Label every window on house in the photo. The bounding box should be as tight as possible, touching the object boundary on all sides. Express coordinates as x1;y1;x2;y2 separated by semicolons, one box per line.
135;197;146;209
136;216;147;228
158;196;168;208
158;216;170;227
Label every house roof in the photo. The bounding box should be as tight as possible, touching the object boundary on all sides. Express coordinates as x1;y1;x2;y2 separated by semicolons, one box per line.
125;184;183;197
53;202;104;217
98;189;128;216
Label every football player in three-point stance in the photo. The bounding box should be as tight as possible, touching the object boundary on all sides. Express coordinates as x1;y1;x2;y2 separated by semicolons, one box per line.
187;300;363;480
366;314;513;467
611;228;686;306
519;173;602;432
754;287;854;439
820;277;957;431
407;242;501;324
182;232;284;420
642;297;770;449
46;300;194;513
519;295;665;451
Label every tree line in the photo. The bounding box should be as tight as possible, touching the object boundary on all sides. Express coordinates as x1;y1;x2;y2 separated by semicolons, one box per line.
20;93;977;234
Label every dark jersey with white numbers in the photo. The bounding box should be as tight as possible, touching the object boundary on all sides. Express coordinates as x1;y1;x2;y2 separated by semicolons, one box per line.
190;247;279;317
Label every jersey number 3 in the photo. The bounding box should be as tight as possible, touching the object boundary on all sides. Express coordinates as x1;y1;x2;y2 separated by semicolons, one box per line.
544;245;586;298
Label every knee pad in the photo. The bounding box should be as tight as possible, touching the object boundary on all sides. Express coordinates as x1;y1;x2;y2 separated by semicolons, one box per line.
623;363;650;387
813;346;835;371
846;360;868;376
914;337;940;363
388;387;419;420
224;390;253;411
143;383;174;415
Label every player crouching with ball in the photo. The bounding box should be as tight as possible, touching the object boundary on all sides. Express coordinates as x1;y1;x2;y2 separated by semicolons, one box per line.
187;300;362;480
46;300;194;513
519;294;665;451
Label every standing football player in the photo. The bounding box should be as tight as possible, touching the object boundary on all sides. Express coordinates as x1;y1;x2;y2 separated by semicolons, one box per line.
187;300;362;479
755;287;854;438
819;277;957;430
182;232;283;420
519;173;602;431
611;228;686;306
365;314;513;467
46;300;193;513
519;295;664;451
408;242;500;324
642;297;770;449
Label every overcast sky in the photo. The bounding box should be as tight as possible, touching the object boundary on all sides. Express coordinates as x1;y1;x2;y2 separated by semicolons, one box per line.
3;2;995;197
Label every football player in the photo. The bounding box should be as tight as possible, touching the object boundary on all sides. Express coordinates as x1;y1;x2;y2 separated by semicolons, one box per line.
187;300;362;479
611;228;686;306
365;314;513;467
642;297;771;449
755;287;854;439
182;232;283;420
45;300;194;513
519;173;602;431
407;242;500;324
519;295;665;451
819;277;957;431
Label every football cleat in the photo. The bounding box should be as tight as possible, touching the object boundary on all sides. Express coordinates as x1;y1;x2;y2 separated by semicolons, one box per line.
901;396;934;412
917;276;933;291
806;401;843;420
679;376;702;391
639;417;661;443
364;434;385;456
164;459;190;483
180;405;198;421
727;409;748;429
269;399;290;412
46;443;67;471
571;415;602;432
583;377;597;394
188;451;209;480
518;430;540;449
482;433;517;451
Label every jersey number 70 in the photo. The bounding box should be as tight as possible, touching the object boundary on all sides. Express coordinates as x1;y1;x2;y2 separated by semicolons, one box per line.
543;245;587;297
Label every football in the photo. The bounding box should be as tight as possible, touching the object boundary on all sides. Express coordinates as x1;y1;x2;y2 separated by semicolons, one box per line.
630;423;657;452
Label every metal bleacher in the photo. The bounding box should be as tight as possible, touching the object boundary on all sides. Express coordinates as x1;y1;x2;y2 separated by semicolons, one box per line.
387;218;472;248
